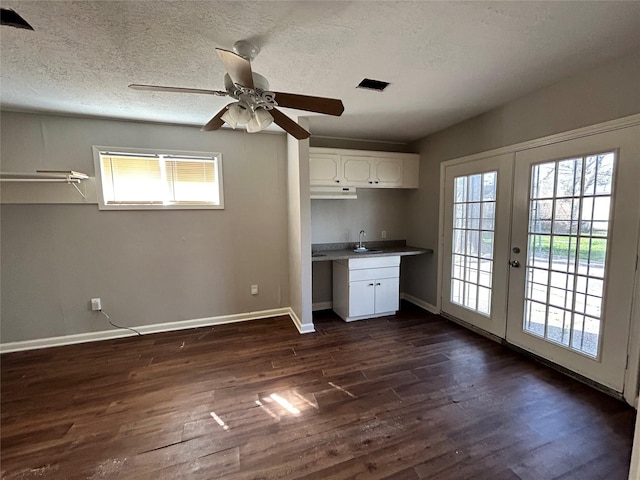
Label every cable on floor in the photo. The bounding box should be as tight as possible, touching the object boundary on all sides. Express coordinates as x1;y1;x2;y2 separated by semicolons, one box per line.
100;310;142;336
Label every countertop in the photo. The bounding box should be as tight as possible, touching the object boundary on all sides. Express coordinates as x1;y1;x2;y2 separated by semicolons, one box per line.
311;240;433;262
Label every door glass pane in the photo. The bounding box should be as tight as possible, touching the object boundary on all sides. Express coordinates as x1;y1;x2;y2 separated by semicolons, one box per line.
531;162;555;199
523;152;615;358
481;202;495;230
451;171;497;317
482;172;497;200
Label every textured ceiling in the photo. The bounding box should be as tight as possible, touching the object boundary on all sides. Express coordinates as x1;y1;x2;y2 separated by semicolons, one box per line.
2;1;640;143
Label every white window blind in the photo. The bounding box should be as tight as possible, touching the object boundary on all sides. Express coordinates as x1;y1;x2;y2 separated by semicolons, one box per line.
94;148;223;210
165;157;217;204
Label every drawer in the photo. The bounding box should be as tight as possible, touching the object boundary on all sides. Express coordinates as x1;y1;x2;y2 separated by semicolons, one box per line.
349;266;399;282
347;255;400;270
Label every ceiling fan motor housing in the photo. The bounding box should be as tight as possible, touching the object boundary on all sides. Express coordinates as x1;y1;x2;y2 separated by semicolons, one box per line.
224;73;276;112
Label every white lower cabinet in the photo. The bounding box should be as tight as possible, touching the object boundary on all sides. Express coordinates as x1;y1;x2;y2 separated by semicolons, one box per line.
332;256;400;322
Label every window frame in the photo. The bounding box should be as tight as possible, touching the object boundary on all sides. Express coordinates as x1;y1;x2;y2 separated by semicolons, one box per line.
92;146;224;210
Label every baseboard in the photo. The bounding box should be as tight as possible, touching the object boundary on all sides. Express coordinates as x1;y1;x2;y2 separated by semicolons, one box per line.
312;301;333;311
288;308;316;334
401;293;439;314
440;311;503;344
1;307;298;353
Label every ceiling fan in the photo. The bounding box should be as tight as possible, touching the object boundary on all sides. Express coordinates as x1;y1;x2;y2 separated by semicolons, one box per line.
129;41;344;140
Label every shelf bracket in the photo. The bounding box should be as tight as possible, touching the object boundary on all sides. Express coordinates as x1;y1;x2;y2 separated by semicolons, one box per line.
68;180;87;201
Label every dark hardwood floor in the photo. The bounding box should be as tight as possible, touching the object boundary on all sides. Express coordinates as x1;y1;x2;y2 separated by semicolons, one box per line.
1;304;636;479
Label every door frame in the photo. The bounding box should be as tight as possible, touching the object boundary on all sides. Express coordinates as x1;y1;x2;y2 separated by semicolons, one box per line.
437;113;640;406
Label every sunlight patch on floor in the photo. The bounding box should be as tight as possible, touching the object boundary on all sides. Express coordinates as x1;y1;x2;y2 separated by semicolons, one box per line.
210;411;230;431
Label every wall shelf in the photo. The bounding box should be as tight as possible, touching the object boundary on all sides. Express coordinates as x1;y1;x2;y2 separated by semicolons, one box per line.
0;170;89;199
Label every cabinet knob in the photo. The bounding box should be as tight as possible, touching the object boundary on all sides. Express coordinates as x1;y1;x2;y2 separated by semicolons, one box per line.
376;283;381;286
369;283;374;286
375;181;379;184
335;180;340;183
369;181;373;184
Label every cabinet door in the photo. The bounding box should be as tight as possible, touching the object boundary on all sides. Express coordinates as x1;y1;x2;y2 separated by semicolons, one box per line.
342;156;373;186
374;277;400;313
310;153;343;186
373;158;403;187
349;280;376;317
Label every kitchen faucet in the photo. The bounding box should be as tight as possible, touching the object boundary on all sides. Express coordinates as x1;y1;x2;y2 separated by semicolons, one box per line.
358;229;366;249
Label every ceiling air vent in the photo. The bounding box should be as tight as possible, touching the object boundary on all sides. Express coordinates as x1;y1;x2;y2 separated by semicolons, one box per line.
357;78;390;92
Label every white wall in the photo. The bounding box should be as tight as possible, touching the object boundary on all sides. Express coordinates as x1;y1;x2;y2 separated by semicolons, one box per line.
286;118;314;332
0;112;290;343
404;50;640;306
310;137;411;153
311;189;411;245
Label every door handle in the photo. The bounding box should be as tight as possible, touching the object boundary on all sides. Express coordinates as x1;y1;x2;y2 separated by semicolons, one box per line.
509;260;520;268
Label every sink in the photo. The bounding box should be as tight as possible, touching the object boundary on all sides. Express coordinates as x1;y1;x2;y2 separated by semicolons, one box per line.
353;248;384;254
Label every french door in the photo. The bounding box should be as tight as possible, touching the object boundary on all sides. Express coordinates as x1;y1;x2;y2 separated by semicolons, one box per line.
442;126;640;392
442;153;513;337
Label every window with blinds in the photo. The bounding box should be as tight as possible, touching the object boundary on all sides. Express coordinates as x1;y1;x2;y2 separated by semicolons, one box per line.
93;147;223;210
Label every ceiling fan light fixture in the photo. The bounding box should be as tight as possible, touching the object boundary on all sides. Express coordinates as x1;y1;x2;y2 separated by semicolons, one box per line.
246;108;273;133
246;115;261;133
220;109;237;128
255;107;274;128
230;102;252;125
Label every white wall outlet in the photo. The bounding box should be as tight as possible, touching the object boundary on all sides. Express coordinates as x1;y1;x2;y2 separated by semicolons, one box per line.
91;298;102;311
251;284;259;295
381;230;387;239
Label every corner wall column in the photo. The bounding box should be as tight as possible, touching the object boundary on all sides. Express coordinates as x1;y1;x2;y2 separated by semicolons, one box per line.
286;117;314;333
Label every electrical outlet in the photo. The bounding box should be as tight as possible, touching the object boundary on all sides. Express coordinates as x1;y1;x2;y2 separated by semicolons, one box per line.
381;230;387;239
91;298;102;311
251;285;258;295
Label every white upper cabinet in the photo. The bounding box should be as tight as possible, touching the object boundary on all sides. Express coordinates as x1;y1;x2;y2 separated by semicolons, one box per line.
309;148;419;189
373;157;403;187
341;155;403;187
342;156;372;185
309;153;344;186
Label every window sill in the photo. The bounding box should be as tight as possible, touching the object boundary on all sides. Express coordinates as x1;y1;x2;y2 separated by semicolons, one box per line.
97;203;224;211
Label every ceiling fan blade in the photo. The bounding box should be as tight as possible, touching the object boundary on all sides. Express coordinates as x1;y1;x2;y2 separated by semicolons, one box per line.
1;8;34;30
201;106;228;131
270;108;310;140
129;84;227;96
215;48;254;89
273;92;344;116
